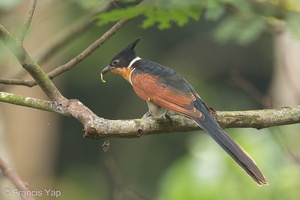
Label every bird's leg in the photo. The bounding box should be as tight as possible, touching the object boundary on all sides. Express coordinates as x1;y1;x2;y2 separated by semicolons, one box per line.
142;101;164;118
142;109;172;122
142;101;172;122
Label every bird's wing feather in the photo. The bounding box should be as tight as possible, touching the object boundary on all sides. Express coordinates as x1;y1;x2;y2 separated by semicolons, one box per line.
131;71;204;119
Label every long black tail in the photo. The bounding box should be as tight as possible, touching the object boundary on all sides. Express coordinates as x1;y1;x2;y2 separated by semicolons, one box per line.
193;101;268;185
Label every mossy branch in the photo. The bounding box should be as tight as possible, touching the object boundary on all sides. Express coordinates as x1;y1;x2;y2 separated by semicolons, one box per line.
0;24;63;100
1;91;299;139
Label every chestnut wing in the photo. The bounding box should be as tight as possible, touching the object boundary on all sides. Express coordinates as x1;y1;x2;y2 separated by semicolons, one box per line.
131;70;204;119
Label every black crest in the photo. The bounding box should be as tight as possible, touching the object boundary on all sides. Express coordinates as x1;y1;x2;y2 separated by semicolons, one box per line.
109;38;141;68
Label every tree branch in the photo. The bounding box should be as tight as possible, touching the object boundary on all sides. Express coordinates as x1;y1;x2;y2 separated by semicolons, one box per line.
0;92;69;116
0;157;35;200
17;0;37;44
0;24;63;100
1;91;299;139
82;106;300;138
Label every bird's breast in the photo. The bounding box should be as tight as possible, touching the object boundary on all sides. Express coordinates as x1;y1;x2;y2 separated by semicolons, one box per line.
111;67;135;84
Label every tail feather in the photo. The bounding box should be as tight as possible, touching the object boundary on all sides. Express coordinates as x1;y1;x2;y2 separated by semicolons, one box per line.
192;102;267;185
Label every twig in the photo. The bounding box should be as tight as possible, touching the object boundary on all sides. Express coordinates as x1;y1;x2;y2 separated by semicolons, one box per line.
230;71;271;108
0;18;132;87
46;18;132;80
17;0;37;44
105;157;151;200
0;157;35;200
1;91;299;139
272;127;300;164
277;51;300;101
36;7;106;64
0;78;36;87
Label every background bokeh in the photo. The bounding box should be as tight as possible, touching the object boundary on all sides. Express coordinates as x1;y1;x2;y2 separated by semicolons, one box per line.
0;1;300;200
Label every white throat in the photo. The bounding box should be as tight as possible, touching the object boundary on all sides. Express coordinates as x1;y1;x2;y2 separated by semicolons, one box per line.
128;57;141;68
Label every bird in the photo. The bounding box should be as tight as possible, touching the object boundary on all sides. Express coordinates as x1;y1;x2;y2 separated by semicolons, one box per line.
100;38;268;185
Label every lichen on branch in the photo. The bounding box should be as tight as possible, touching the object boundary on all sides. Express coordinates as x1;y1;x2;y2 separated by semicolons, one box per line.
1;91;299;139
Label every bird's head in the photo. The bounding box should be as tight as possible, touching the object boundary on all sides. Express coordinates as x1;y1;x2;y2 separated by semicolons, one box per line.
101;38;141;80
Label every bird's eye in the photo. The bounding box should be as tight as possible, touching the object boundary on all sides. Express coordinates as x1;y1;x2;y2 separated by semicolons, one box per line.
112;59;120;66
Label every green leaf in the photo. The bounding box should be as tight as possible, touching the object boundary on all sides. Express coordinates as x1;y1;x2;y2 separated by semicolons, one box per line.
169;8;189;27
156;9;172;29
144;6;201;30
142;9;158;28
95;5;149;26
95;2;202;30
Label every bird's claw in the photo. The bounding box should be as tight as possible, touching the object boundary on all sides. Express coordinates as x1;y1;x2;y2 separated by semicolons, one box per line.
142;111;152;119
163;113;173;123
142;110;173;123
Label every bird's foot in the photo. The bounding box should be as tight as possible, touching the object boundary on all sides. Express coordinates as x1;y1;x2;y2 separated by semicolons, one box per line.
142;110;173;123
142;111;152;119
161;110;173;123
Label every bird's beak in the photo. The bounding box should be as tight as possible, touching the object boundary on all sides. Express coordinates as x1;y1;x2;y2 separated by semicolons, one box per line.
100;65;114;83
101;65;112;75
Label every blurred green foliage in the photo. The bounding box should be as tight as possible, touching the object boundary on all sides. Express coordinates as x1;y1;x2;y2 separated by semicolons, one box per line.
0;0;20;11
95;0;300;44
157;128;300;200
95;4;201;30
